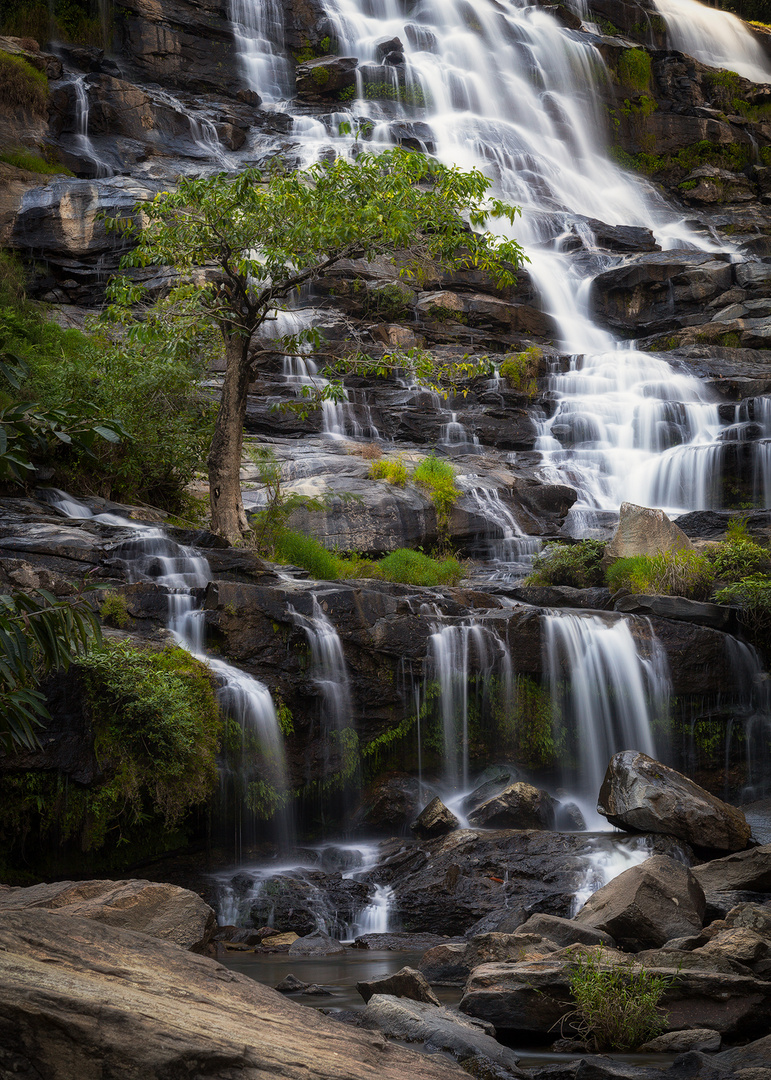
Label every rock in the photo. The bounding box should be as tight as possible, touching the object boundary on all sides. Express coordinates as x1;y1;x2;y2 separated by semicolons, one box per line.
613;593;734;630
296;56;358;100
302;984;332;996
263;932;300;948
354;933;453;952
275;974;310;992
598;751;753;854
725;902;771;939
679;167;757;205
515;913;615;950
606;502;693;561
639;1028;721;1052
288;932;347;956
357;966;440;1006
574;855;706;950
696;926;771;967
361;995;524;1078
0;908;469;1079
410;797;460;840
467;783;557;830
692;845;771;894
0;879;215;952
419;942;470;985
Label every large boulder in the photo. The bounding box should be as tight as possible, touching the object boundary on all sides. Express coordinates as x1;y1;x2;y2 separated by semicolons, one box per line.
692;844;771;894
573;855;706;950
515;913;615;950
466;782;557;830
0;909;469;1079
598;751;752;854
357;966;440;1006
410;797;460;840
0;879;215;952
605;502;692;562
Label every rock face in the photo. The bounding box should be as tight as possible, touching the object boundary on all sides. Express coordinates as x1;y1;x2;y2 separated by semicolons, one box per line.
692;844;771;894
574;855;706;950
598;751;753;853
0;879;216;952
605;502;693;561
466;782;557;830
410;797;460;840
0;909;470;1080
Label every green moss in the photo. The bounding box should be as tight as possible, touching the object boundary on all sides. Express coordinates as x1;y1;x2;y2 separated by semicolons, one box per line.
506;676;557;769
0;147;73;174
499;346;542;399
0;51;48;115
310;65;330;87
361;81;432;108
618;49;652;92
99;591;130;628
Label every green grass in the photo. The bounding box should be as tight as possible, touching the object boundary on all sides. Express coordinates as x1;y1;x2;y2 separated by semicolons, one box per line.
369;457;408;485
413;453;459;541
607;550;715;600
618;48;651;92
0;147;72;175
369;548;463;586
525;540;606;590
0;51;48;115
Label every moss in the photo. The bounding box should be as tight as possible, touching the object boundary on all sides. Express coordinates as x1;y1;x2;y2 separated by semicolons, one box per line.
361;81;432;108
0;147;73;174
99;591;130;628
624;139;752;179
618;48;652;92
502;676;558;769
310;65;330;87
499;345;542;398
0;51;48;115
1;0;108;44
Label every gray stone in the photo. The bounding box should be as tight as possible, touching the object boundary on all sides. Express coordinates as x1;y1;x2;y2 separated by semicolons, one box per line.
288;932;347;956
613;593;733;630
574;855;706;950
693;845;771;893
357;966;440;1006
515;913;615;950
598;751;752;854
410;797;460;840
467;782;557;831
606;502;692;561
639;1028;721;1052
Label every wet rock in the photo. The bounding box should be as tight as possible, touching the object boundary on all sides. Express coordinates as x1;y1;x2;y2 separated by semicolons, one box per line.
0;908;468;1080
354;932;454;951
275;973;310;992
296;56;358;100
353;776;423;835
467;782;557;831
288;932;347;956
357;966;440;1006
574;855;706;950
0;879;215;952
639;1028;721;1053
571;218;659;253
515;913;615;950
410;797;460;840
460;766;524;816
613;593;734;630
419;942;470;985
679;167;757;205
598;751;753;854
606;502;692;561
510;585;613;610
692;844;771;894
361;995;524;1078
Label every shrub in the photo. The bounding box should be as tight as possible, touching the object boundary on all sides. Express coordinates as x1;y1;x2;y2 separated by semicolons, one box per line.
371;548;463;587
710;534;769;581
0;51;48;115
1;0;108;45
499;346;542;399
369;457;408;485
565;947;672;1051
607;550;714;600
413;453;459;541
99;591;130;628
618;48;652;91
273;528;350;579
526;540;606;590
715;575;771;645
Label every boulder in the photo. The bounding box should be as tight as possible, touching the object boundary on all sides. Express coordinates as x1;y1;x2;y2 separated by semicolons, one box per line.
410;797;460;840
639;1028;721;1053
606;502;692;561
354;933;453;952
692;844;771;893
356;966;440;1006
466;782;557;830
725;902;771;939
0;909;469;1079
0;879;215;952
361;995;524;1078
613;593;733;631
598;751;752;854
288;932;347;956
573;855;706;950
515;913;615;950
295;56;358;100
419;942;470;985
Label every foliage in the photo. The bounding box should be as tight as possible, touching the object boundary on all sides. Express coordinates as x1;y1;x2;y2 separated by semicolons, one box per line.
370;548;463;587
0;50;48;114
0;147;72;174
526;540;606;590
715;575;771;644
413;453;459;542
0;0;108;46
327;345;496;401
499;346;542;398
607;550;715;600
76;641;220;838
369;456;408;485
618;48;651;91
621;139;752;178
0;587;100;752
273;527;353;579
359;281;412;321
503;675;557;769
710;533;769;580
99;591;130;628
565;947;673;1051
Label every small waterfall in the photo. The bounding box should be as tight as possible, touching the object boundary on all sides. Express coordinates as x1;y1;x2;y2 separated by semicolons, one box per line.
427;621;512;791
461;484;542;577
724;636;771;800
544;613;671;827
441;412;479;453
653;0;771;84
147;87;231;167
229;0;293;101
40;489;291;850
351;883;395;937
571;835;656;916
71;76;112;177
291;596;353;732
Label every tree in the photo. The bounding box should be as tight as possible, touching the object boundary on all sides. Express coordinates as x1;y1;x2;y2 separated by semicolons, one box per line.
110;149;526;542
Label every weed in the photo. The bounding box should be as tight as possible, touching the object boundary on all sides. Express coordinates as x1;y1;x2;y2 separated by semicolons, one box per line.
369;457;408;486
499;346;542;399
526;540;606;590
0;52;48;115
348;441;382;460
715;574;771;645
0;147;73;175
607;550;715;600
710;534;769;580
99;591;130;628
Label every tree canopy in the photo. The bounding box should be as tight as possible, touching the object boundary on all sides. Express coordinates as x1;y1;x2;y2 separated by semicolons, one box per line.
109;148;527;541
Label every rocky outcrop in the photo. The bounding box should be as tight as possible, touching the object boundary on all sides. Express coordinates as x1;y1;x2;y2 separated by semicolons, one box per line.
0;879;216;952
606;502;693;561
598;751;753;853
466;782;557;831
573;855;706;950
0;908;470;1080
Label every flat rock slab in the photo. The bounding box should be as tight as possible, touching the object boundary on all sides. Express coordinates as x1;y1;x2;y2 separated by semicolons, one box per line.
0;878;216;952
0;909;470;1080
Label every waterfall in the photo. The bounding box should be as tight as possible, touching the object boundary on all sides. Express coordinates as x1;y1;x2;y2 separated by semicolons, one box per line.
653;0;771;84
229;0;293;101
543;613;671;827
40;489;291;851
291;596;354;732
71;76;112;177
461;484;542;577
724;635;771;800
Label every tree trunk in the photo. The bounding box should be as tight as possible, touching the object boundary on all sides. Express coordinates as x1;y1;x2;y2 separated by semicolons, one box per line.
208;333;252;544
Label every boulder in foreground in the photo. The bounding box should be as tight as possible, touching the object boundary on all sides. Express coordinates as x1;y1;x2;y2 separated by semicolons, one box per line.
410;796;460;839
598;750;752;854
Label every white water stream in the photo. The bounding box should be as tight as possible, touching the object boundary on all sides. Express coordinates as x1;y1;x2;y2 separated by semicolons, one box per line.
654;0;771;84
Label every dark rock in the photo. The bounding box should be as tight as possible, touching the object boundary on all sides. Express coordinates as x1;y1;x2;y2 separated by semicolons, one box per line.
410;797;460;840
296;56;358;100
606;502;692;560
509;585;613;610
639;1029;721;1053
275;974;310;992
288;932;347;956
574;855;706;950
302;984;332;996
357;966;440;1006
515;913;615;950
598;751;753;854
354;932;454;951
693;845;771;894
353;777;423;835
613;593;734;631
467;782;557;830
419;942;470;985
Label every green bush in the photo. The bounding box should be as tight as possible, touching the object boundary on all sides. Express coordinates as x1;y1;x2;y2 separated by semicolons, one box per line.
370;547;463;587
273;528;351;579
526;540;606;590
715;575;771;644
711;534;769;581
499;346;542;399
607;550;715;600
566;947;672;1051
618;48;651;91
0;51;48;115
413;453;459;541
369;457;408;486
0;0;107;46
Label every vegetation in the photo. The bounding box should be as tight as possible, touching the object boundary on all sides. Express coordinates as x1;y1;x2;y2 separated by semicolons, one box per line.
369;548;463;587
565;947;672;1051
413;453;460;542
710;520;770;580
0;50;48;114
715;575;771;644
618;48;651;92
607;549;715;600
0;0;108;46
499;346;542;399
369;457;408;485
0;147;72;174
526;540;606;590
108;149;525;542
612;139;752;179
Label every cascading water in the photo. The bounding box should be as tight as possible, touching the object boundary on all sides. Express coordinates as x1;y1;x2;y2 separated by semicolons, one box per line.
544;613;671;827
291;596;354;733
71;76;113;177
653;0;771;84
460;483;542;578
40;490;290;853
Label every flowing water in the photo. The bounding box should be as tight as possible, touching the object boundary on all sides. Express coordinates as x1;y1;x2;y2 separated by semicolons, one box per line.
653;0;771;84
